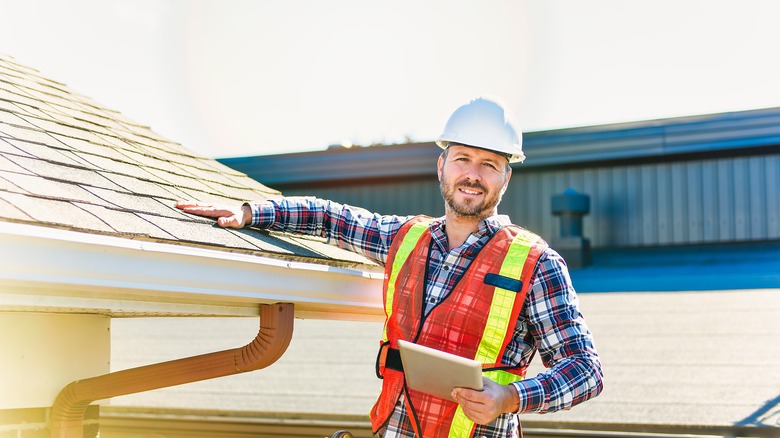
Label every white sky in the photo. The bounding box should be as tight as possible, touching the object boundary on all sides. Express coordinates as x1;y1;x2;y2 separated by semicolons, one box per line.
3;0;780;158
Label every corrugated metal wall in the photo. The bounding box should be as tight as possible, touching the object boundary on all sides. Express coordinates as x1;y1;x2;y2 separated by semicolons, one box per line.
281;152;780;249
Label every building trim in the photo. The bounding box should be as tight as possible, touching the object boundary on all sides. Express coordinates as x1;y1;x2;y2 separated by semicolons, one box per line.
0;222;384;321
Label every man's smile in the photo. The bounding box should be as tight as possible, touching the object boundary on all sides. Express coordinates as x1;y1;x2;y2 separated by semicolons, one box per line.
459;187;483;196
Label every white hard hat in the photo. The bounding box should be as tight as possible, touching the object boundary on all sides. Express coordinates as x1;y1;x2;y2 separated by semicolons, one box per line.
435;96;525;163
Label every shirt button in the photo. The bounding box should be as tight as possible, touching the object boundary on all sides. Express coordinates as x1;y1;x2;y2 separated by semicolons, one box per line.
443;265;450;271
428;298;436;304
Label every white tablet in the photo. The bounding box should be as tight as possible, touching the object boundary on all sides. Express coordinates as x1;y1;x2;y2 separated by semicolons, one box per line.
398;340;483;401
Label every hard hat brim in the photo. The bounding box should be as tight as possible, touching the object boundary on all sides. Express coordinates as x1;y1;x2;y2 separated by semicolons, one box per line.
436;140;526;163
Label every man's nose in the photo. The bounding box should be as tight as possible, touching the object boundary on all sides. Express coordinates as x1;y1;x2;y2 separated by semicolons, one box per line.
463;163;482;181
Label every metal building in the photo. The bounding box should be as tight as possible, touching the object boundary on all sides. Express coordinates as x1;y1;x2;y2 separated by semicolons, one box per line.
221;108;780;247
220;107;780;290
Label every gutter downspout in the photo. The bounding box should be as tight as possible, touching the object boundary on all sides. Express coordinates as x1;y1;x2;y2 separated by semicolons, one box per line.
50;302;294;438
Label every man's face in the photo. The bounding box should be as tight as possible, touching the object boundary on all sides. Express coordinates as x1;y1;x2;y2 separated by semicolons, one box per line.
438;145;511;220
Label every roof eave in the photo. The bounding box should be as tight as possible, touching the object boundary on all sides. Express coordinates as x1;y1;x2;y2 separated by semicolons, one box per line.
0;222;385;321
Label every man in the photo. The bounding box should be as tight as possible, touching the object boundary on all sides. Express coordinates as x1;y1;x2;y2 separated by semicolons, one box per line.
176;96;603;437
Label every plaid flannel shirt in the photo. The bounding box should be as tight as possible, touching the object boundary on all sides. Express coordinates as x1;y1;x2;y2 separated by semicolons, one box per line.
248;197;603;438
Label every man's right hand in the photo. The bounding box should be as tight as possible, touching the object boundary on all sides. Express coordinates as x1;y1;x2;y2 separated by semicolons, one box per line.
175;201;251;229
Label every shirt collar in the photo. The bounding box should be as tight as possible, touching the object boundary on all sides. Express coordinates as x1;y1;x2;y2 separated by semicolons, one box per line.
429;214;511;248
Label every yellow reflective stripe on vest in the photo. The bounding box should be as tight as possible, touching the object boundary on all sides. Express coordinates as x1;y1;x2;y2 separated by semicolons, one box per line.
449;229;538;438
474;229;536;365
449;405;473;437
382;221;431;341
483;369;524;385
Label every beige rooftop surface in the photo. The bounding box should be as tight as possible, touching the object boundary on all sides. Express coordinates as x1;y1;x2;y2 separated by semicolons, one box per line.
109;288;780;435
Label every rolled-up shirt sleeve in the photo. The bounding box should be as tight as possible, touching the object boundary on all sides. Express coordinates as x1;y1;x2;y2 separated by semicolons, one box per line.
512;250;604;413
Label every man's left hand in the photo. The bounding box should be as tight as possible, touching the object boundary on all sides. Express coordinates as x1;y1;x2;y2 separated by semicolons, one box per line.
451;378;520;425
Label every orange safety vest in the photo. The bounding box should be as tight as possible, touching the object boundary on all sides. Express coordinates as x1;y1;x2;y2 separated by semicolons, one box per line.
370;216;547;437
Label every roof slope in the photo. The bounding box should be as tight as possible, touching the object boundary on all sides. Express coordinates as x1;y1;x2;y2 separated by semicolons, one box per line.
0;53;373;269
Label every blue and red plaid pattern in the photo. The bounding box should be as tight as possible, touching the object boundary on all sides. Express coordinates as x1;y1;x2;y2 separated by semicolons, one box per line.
248;197;603;437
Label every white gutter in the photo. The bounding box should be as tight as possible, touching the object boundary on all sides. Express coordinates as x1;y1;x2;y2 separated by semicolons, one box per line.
0;222;384;321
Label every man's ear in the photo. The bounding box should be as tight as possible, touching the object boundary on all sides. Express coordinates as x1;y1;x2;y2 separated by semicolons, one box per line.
501;167;512;194
437;155;444;182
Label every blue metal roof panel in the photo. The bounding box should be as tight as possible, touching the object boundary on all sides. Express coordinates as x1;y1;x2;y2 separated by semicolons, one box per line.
224;107;780;186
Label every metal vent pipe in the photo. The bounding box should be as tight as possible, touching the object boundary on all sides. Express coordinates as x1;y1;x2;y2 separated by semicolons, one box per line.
51;302;294;438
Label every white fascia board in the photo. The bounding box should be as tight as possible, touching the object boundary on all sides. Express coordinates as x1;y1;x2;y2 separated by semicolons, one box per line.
0;222;385;321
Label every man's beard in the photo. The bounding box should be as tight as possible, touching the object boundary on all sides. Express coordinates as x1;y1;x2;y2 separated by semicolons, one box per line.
440;171;503;220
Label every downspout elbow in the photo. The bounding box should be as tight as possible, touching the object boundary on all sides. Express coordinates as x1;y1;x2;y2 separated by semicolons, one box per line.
236;303;294;372
51;303;294;438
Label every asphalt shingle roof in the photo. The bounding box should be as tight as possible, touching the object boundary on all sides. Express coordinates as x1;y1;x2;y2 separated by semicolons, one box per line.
0;53;374;268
